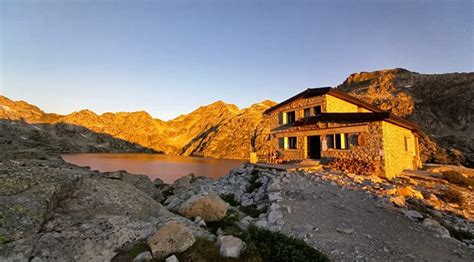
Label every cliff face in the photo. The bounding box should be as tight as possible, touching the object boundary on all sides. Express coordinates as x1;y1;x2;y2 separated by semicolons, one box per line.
0;95;276;159
337;68;474;166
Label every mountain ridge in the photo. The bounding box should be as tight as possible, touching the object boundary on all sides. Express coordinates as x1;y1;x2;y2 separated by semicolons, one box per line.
2;68;472;165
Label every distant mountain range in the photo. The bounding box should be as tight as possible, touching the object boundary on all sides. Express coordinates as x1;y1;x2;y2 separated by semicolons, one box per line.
1;68;472;166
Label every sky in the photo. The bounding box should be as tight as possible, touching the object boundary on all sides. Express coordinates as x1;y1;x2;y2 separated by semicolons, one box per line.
1;0;472;120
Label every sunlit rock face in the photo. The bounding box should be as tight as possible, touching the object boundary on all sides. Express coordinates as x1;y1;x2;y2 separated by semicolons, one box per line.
337;68;474;166
0;95;276;159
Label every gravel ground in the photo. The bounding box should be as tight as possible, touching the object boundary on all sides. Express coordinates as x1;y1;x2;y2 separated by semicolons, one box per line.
278;173;474;261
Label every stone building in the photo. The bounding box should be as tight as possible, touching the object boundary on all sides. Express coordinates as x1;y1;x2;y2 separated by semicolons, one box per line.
264;87;421;179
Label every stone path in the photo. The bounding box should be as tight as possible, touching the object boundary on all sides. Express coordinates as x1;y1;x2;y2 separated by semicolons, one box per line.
277;173;474;261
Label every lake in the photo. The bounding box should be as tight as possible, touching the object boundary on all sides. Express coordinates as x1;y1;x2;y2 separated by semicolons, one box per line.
61;153;246;184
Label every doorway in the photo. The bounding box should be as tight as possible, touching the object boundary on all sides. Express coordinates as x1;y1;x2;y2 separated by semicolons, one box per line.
307;136;321;159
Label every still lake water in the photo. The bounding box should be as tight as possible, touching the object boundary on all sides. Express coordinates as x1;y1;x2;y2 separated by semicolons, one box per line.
62;153;246;184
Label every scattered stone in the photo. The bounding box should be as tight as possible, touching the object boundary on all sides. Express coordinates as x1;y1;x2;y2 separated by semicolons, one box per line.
390;195;406;207
268;192;283;202
402;210;424;221
133;251;153;262
194;216;207;227
178;193;229;222
219;235;245;258
165;255;179;262
254;220;268;229
336;227;354;234
148;222;196;259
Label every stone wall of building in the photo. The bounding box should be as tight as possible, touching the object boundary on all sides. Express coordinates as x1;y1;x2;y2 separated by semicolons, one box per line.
382;121;421;179
325;95;371;113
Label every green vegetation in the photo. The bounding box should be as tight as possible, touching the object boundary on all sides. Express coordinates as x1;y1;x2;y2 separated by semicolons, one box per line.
241;226;330;262
111;242;150;262
221;193;240;206
239;204;267;218
160;186;174;203
0;234;6;244
208;212;242;236
442;171;474;188
438;187;464;205
246;169;263;193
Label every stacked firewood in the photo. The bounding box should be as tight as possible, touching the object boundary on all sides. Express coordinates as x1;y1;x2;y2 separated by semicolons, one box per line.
329;158;377;176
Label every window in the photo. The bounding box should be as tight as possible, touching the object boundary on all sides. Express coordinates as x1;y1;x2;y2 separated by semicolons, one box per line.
314;106;322;115
404;137;410;152
326;134;334;149
278;112;284;125
303;108;311;118
349;134;359;146
278;138;285;149
288;137;297;149
326;134;348;150
286;111;296;124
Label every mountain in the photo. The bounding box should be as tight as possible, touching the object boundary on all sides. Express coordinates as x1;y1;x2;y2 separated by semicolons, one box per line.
0;95;276;159
337;68;474;166
2;68;472;165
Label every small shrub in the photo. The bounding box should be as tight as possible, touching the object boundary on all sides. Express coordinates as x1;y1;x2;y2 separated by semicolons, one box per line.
207;212;242;236
438;187;464;205
246;170;263;193
242;226;330;262
442;171;474;188
221;193;239;206
111;242;150;262
239;204;266;218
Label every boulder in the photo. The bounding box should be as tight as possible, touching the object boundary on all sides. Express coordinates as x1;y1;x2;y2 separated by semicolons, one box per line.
178;193;229;222
402;210;424;221
396;186;424;199
390;195;406;207
165;255;179;262
219;236;245;258
133;251;153;262
148;222;196;259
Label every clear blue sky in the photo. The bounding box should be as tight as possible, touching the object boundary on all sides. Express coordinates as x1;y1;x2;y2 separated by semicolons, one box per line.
1;0;472;120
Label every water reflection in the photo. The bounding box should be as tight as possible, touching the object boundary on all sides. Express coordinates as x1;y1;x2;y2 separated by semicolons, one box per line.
62;153;246;183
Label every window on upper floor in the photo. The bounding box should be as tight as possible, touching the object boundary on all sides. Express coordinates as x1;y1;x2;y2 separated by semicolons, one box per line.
303;108;311;118
286;111;296;124
314;106;322;115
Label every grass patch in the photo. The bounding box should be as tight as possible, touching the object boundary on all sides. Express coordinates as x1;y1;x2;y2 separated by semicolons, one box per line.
246;169;263;193
207;212;243;236
160;186;175;203
111;242;150;262
242;226;330;262
442;171;474;188
438;187;464;205
221;193;239;206
0;234;6;244
239;205;267;218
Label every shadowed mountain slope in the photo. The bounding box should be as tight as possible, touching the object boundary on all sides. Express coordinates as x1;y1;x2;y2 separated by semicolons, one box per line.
337;68;473;166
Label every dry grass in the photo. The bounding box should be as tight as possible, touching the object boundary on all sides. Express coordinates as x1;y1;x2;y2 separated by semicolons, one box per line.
438;187;465;205
442;171;474;188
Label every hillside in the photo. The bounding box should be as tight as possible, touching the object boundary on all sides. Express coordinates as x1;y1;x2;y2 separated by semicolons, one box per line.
0;95;276;159
337;68;474;166
1;68;472;165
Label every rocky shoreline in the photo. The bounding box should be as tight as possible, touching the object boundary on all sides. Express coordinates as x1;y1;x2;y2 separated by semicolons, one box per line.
2;154;473;261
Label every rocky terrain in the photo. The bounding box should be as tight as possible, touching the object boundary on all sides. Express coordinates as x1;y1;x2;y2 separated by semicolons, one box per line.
1;68;472;166
0;119;155;160
0;96;276;160
337;68;474;166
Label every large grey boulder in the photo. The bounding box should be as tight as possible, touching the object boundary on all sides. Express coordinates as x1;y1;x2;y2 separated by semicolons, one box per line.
178;193;229;222
0;159;205;261
147;221;195;259
100;170;164;202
